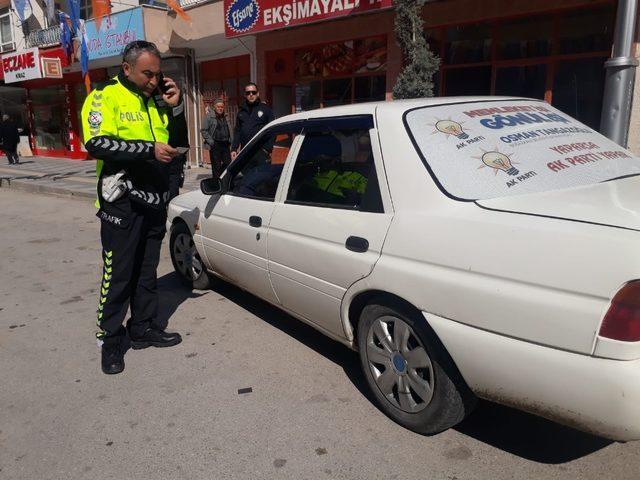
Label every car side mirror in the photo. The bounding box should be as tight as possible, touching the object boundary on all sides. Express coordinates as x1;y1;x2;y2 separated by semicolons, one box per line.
200;177;222;195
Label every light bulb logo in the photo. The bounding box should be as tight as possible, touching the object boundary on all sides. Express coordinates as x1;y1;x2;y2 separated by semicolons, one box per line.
481;151;519;176
435;120;469;139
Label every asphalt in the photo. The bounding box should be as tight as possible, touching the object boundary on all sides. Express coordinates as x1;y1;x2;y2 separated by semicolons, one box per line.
0;156;212;200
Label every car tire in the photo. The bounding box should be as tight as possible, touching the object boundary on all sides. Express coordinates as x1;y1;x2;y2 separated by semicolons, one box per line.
169;222;211;290
357;301;476;435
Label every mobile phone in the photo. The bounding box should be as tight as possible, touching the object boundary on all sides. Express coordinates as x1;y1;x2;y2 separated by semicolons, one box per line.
157;72;170;94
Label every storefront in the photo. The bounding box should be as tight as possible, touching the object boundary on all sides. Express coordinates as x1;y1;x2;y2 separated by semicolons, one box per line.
0;45;100;159
224;0;398;114
198;55;250;163
225;0;617;132
423;0;616;130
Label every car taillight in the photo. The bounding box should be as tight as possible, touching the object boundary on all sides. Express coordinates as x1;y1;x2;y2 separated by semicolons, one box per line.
599;281;640;342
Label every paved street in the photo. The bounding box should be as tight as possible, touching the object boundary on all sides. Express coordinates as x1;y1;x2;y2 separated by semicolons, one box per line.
2;189;640;480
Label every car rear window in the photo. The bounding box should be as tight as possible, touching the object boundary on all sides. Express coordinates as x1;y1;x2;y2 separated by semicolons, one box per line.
404;99;640;200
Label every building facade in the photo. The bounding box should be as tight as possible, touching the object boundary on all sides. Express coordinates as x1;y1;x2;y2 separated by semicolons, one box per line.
2;0;640;163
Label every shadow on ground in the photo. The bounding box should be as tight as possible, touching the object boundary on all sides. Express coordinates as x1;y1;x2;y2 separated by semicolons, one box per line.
155;272;210;330
180;276;613;464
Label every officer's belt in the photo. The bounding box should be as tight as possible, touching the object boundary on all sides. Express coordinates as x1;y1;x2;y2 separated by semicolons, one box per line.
124;180;169;206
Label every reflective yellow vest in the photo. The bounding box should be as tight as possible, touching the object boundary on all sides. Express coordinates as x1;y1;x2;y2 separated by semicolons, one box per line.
80;74;170;206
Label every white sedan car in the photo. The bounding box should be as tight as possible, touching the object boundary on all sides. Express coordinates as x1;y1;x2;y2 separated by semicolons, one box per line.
168;97;640;441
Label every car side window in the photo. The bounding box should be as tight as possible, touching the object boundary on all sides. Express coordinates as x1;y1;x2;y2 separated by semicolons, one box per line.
228;128;297;201
287;128;383;212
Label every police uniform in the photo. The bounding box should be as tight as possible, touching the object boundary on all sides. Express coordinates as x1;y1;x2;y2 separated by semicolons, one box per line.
81;71;188;350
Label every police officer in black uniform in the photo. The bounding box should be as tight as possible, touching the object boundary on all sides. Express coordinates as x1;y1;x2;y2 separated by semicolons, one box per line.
231;82;274;160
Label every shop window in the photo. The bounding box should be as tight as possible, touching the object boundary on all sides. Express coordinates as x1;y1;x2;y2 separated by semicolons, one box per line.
497;16;552;60
0;8;14;53
0;86;27;130
289;36;387;111
295;81;321;112
553;57;606;131
443;66;491;96
557;6;615;55
495;65;546;99
445;23;491;65
354;75;386;103
324;78;352;107
31;86;66;152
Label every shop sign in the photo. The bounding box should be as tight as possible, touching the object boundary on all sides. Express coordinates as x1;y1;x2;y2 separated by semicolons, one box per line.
84;7;145;60
224;0;392;37
1;48;42;83
41;57;63;79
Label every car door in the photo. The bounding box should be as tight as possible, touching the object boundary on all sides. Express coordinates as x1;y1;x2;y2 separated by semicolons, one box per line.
200;122;302;304
267;115;394;338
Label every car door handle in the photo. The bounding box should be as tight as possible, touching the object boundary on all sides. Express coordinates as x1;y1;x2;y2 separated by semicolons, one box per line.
249;216;262;228
346;236;369;253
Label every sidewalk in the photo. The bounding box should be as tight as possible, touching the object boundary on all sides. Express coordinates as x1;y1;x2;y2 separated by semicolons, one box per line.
0;156;212;200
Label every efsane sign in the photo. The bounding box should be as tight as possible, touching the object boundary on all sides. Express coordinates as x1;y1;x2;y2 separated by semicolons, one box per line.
224;0;392;37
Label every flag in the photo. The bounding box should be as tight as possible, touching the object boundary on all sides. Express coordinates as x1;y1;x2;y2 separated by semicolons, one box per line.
43;0;55;26
79;20;91;93
68;0;81;31
92;0;111;31
79;20;88;76
166;0;191;22
11;0;31;22
59;12;73;60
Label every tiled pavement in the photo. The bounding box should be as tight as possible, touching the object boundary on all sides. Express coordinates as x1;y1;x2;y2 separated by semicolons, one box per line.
0;156;212;200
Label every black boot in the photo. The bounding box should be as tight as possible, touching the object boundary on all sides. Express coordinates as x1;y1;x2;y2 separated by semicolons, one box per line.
101;343;125;374
130;327;182;349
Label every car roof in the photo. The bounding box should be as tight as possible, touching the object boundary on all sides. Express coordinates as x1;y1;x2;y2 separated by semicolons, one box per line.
270;96;536;126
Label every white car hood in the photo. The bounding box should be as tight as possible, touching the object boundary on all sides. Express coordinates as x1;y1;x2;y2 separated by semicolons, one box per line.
476;175;640;231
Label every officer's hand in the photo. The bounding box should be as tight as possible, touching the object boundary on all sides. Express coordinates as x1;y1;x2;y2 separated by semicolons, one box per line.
161;76;181;107
155;143;178;163
231;151;238;161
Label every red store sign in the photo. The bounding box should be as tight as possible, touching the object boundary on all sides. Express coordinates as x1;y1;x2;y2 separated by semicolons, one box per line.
224;0;392;38
1;48;42;84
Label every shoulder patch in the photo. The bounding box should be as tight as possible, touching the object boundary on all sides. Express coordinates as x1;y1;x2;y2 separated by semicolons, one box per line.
88;111;103;128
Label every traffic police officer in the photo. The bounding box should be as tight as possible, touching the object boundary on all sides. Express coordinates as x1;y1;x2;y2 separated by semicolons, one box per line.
81;41;188;374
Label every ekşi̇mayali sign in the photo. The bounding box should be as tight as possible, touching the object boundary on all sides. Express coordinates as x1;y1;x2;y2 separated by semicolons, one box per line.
224;0;392;38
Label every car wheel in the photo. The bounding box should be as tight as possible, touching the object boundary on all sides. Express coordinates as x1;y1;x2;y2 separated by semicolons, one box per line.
357;302;476;435
170;222;211;290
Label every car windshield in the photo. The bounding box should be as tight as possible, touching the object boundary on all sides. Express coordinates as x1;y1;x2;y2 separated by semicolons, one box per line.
404;99;640;201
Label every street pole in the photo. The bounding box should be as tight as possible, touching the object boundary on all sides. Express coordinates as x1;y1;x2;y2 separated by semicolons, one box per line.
600;0;639;147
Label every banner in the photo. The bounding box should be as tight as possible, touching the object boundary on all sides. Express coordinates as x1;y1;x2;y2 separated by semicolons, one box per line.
84;8;145;61
224;0;392;38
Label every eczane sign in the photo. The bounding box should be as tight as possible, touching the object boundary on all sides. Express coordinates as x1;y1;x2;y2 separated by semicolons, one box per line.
1;48;42;83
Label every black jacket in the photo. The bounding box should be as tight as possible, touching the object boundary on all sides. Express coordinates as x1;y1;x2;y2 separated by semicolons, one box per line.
231;100;274;151
0;120;20;149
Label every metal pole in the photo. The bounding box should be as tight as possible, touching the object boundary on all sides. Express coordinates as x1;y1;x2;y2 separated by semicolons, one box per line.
600;0;639;147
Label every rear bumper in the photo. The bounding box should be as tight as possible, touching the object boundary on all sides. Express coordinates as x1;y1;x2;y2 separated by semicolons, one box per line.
426;312;640;441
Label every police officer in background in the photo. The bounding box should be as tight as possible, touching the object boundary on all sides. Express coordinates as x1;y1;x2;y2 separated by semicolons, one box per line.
81;40;188;375
231;82;274;160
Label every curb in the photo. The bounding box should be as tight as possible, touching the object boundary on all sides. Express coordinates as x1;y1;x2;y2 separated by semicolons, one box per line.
0;177;96;201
